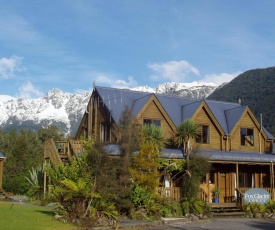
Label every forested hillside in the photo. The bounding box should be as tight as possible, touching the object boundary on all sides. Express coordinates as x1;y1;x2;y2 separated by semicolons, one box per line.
207;67;275;135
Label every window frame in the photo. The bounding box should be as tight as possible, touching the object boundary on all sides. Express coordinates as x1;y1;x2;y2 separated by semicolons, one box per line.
240;127;254;146
196;125;210;144
100;122;110;142
143;118;161;127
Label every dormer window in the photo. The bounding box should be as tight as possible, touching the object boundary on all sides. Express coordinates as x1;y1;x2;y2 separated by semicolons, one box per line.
143;119;161;127
240;128;254;146
196;125;210;144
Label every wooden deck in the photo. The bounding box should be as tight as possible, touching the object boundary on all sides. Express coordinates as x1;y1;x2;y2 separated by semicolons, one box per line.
43;139;84;194
44;139;83;164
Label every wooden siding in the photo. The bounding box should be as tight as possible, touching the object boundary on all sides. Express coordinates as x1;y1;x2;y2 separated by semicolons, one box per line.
231;112;263;152
193;107;223;150
139;100;174;140
91;98;117;143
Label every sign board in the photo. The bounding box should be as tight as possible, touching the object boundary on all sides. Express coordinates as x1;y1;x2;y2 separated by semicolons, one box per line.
244;188;270;204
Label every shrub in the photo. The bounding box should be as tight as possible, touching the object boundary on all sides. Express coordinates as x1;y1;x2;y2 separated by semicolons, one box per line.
244;202;266;217
159;198;183;217
130;184;161;220
182;198;207;215
182;153;210;200
265;200;275;214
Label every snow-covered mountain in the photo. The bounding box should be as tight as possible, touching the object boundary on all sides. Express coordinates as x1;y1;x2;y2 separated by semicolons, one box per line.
132;81;217;98
0;82;219;136
0;89;91;136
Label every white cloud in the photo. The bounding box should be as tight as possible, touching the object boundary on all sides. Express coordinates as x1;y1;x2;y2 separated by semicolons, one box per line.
18;81;44;99
148;60;200;82
0;56;23;79
202;71;242;85
95;75;137;89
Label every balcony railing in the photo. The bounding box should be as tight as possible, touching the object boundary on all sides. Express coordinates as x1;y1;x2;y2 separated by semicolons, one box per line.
157;187;182;201
44;139;83;164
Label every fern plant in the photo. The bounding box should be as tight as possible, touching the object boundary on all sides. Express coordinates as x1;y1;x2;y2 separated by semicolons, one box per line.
25;165;44;199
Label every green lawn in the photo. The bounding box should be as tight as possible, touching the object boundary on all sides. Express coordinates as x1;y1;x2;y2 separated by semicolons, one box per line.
0;201;79;230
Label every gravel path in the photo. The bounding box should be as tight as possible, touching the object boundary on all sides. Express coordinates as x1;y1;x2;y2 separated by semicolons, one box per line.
144;217;275;230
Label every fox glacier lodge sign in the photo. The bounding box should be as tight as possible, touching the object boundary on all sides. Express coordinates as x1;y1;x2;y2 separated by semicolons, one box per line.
244;188;270;204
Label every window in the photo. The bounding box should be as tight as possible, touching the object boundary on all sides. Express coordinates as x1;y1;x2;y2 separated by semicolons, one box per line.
100;123;110;142
239;172;253;187
84;127;88;139
196;125;210;144
143;119;161;127
240;128;254;146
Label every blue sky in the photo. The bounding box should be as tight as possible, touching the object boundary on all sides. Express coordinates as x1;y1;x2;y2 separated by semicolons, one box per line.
0;0;275;98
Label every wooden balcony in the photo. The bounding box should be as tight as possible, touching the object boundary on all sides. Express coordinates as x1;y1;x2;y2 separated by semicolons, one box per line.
44;139;83;164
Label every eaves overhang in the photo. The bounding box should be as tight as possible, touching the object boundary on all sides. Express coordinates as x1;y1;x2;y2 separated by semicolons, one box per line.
200;150;275;163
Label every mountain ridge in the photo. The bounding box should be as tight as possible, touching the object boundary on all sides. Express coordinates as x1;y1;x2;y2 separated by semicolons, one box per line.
0;81;218;136
207;67;275;135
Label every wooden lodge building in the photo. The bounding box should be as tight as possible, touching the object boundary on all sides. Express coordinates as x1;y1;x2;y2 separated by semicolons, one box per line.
44;86;275;205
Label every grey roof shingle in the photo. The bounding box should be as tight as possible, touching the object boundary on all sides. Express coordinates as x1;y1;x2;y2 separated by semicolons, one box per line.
205;100;245;134
103;144;275;163
96;87;151;123
95;86;274;139
200;150;275;163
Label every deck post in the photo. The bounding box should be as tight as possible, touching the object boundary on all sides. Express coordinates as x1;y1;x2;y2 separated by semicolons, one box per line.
271;161;274;199
206;173;210;202
236;163;239;189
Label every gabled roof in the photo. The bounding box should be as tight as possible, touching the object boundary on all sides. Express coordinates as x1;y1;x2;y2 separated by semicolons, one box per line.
155;94;201;126
205;100;245;135
132;94;153;117
95;87;152;123
225;106;247;134
94;86;274;139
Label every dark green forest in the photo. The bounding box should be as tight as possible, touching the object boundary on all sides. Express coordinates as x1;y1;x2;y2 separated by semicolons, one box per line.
0;126;64;194
207;67;275;135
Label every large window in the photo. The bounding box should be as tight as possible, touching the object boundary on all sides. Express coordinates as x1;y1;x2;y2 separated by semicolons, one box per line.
240;128;254;146
143;119;161;127
239;172;253;187
100;123;110;142
196;125;210;144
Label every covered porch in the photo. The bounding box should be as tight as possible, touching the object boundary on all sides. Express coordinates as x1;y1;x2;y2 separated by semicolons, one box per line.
199;150;275;206
156;150;275;206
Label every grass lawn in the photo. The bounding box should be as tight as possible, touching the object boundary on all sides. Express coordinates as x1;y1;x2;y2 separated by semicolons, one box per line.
0;201;79;230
